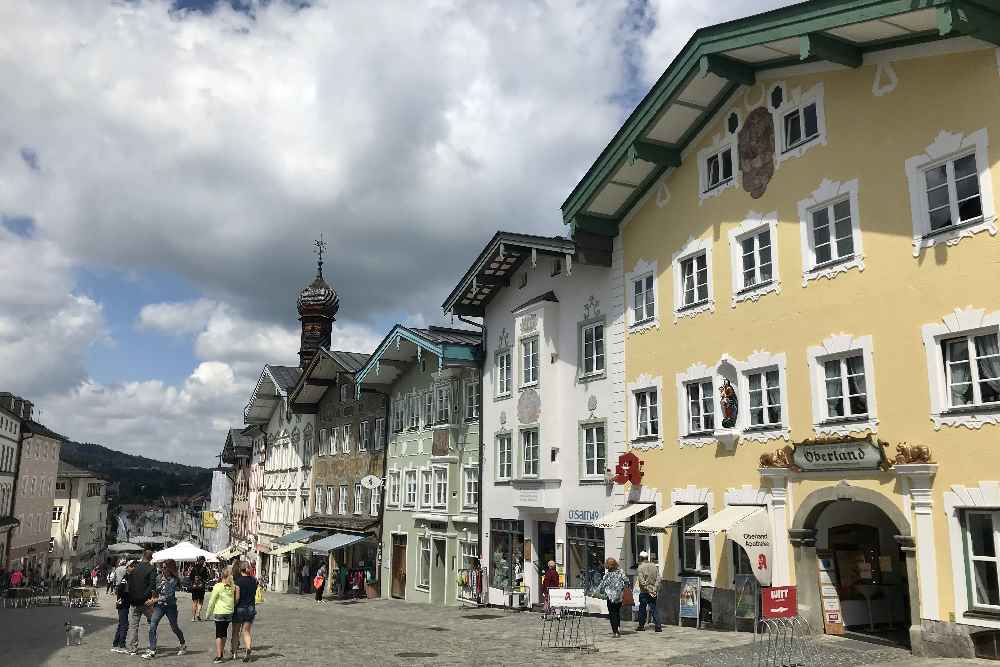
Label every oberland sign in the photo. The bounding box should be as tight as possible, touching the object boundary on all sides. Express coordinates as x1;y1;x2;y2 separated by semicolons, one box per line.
793;439;885;472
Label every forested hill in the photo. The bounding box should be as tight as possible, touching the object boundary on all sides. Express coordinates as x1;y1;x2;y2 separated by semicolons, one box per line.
60;441;212;502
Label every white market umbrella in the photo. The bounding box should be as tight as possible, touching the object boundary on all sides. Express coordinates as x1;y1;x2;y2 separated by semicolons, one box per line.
108;543;143;554
152;541;219;563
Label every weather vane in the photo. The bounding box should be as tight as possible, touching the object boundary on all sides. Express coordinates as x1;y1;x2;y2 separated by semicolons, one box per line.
314;234;327;276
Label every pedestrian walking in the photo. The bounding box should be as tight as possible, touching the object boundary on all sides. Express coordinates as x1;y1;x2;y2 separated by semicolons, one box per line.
313;564;326;602
300;562;310;594
126;550;158;656
106;567;115;594
635;551;662;632
142;559;187;659
189;555;209;622
111;561;136;654
232;561;259;663
541;561;559;614
594;558;629;638
9;568;23;588
204;565;240;664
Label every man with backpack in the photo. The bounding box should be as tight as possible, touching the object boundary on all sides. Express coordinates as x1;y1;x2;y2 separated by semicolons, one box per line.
126;550;158;656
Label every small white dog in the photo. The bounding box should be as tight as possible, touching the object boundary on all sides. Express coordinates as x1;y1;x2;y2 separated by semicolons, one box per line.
65;621;85;646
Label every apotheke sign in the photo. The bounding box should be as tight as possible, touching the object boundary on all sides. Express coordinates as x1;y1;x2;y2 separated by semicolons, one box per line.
793;440;884;472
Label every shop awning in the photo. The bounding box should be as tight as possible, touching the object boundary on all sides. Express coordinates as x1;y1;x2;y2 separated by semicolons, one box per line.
274;529;320;545
637;504;703;531
685;505;762;533
592;503;652;529
216;544;245;560
269;542;306;556
305;533;366;554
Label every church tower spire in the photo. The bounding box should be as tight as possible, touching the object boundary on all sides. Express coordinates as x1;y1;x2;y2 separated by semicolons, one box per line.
296;235;339;368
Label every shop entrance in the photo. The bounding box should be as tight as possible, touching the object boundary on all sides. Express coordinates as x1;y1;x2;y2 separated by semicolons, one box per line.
792;486;919;650
431;539;447;605
391;534;407;599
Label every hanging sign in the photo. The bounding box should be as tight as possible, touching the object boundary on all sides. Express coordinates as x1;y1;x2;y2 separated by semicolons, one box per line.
549;588;586;609
729;509;772;586
202;512;219;529
613;452;644;486
761;586;797;618
792;439;885;472
679;576;701;621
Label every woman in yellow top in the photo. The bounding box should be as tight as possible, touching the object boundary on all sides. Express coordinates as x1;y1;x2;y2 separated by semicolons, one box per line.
203;565;240;664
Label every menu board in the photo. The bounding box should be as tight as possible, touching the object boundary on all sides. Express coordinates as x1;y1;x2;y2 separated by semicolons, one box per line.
817;550;844;635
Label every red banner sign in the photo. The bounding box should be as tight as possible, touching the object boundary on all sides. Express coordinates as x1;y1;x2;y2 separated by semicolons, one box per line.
762;586;797;618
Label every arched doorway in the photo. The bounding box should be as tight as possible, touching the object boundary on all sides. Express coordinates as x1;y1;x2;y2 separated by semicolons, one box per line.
790;484;919;648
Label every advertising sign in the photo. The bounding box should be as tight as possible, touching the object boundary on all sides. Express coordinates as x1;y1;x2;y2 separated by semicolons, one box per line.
730;509;772;586
792;439;885;472
202;511;219;529
761;586;797;618
549;588;586;609
734;574;758;621
679;576;701;621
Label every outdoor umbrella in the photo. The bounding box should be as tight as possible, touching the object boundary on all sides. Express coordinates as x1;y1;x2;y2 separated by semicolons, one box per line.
107;542;143;554
152;541;219;563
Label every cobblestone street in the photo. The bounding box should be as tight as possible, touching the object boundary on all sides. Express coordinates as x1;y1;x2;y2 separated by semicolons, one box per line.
0;590;995;666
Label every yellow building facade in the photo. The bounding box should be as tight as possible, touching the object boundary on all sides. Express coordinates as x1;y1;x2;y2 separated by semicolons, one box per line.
561;1;1000;658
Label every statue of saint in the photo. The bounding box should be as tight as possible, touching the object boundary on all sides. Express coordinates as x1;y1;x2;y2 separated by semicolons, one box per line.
719;379;738;429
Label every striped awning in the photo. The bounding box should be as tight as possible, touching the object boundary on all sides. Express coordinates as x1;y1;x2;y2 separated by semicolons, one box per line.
636;504;703;531
591;503;652;529
685;505;763;534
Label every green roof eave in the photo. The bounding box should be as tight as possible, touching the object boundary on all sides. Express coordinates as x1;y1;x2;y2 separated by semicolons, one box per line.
560;0;958;228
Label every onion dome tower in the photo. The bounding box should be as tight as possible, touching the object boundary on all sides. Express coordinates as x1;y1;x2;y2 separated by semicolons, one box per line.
296;236;339;368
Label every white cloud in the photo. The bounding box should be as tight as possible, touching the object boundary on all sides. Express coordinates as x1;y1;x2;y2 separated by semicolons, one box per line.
137;298;218;336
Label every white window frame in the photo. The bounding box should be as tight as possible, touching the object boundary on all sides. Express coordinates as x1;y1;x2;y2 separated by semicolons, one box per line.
520;336;539;387
408;394;419;429
797;178;864;285
905;128;996;256
465;379;480;421
318;428;328;456
737;351;791;442
626;258;659;332
432;465;448;509
771;81;827;167
326;486;334;515
520;428;540;478
422;390;434;427
923;307;1000;430
359;420;370;452
683;378;715;436
388;470;401;507
671;237;714;322
435;383;452;424
315;486;325;514
403;470;418;508
728;211;781;306
703;144;735;193
496;433;512;481
374;417;385;450
697;128;739;202
680;504;712;576
338;485;348;515
946;483;1000;627
417;536;431;590
580;320;606;378
463;465;479;510
496;348;512;398
964;510;1000;612
341;424;351;454
580;421;606;480
628;374;663;450
354;483;363;515
633;388;660;440
420;469;433;508
806;334;878;436
370;486;380;516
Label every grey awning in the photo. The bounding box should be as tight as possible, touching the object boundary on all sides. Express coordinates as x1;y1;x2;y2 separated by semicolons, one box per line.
305;533;366;554
273;528;320;545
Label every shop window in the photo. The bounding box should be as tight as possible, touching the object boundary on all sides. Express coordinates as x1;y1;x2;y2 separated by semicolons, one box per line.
732;541;753;577
566;524;606;595
496;434;512;481
680;505;711;576
520;429;540;478
459;540;479;571
581;423;606;479
964;510;1000;611
580;321;605;377
489;519;524;591
521;336;539;387
496;348;512;398
631;506;659;568
417;537;431;590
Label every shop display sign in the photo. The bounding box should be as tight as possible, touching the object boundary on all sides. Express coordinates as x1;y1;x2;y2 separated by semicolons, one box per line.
679;577;701;620
761;586;797;618
792;439;885;471
816;550;844;635
549;588;586;609
734;574;758;620
730;510;772;586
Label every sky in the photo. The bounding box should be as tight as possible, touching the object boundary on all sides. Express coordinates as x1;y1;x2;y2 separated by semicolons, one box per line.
0;0;796;466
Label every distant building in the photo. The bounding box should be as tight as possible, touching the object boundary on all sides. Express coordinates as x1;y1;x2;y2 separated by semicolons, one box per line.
117;495;209;549
8;417;65;573
217;427;255;560
0;393;30;568
49;462;108;577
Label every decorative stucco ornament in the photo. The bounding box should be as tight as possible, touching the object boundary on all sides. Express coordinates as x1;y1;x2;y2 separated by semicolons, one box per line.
737;106;775;199
522;314;538;333
517;389;541;424
587;395;598;412
499;411;507;426
894;443;933;465
583;295;601;320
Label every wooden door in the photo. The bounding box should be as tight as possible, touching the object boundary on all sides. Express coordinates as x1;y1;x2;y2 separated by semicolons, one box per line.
391;535;407;599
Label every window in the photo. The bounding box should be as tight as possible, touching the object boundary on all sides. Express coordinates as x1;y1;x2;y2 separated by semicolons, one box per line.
782;101;818;151
359;421;370;452
404;470;417;507
417;537;431;589
685;381;714;433
463;466;479;509
738;228;773;290
705;146;733;191
496;349;512;397
680;253;709;308
496;433;512;481
436;384;451;424
964;510;1000;611
339;485;348;514
408;395;419;429
747;369;782;427
581;423;606;478
420;469;433;507
633;274;654;324
421;391;433;426
680;505;711;575
465;380;480;420
87;483;101;497
823;354;868;419
51;506;63;522
432;467;447;509
340;382;351;403
631;506;660;567
521;337;538;386
374;417;385;449
388;471;401;506
392;400;404;432
581;322;605;376
370;487;380;516
943;333;1000;408
354;483;363;514
521;429;539;477
316;486;325;514
342;424;351;453
810;199;854;267
459;540;479;572
566;524;605;595
924;153;982;233
635;389;659;438
489;519;524;590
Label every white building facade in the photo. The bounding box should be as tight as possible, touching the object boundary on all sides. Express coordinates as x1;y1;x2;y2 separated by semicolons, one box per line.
206;468;233;555
0;397;25;569
49;462;108;577
444;232;628;608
